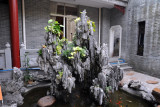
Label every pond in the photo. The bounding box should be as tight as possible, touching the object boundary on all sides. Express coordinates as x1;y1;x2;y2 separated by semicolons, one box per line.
20;86;153;107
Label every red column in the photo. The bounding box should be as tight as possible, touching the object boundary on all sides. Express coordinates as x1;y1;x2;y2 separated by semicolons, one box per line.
9;0;20;68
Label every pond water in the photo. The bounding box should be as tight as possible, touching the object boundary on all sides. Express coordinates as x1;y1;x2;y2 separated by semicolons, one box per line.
20;86;153;107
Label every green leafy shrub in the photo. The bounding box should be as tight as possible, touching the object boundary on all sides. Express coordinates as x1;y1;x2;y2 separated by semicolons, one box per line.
73;46;86;58
56;45;62;55
44;19;64;36
74;17;81;23
23;53;33;83
55;37;68;55
62;49;72;58
43;18;88;60
106;86;112;93
56;71;63;80
38;49;42;56
62;41;74;58
67;46;86;59
24;74;33;83
87;20;96;32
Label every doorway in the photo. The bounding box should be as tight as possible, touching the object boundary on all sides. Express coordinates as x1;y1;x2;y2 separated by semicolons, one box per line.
109;25;122;58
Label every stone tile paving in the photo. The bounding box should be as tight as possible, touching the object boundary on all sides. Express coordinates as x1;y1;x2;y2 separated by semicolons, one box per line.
122;70;160;92
120;69;160;104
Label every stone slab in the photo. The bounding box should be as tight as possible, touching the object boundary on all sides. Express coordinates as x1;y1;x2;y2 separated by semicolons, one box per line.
37;96;56;107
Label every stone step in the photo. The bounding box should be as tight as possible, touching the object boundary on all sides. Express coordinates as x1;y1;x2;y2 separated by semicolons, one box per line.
108;57;119;62
120;66;132;70
109;59;123;63
119;63;130;67
111;63;128;66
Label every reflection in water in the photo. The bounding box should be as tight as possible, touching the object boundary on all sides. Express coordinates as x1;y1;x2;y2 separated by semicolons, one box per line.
20;86;153;107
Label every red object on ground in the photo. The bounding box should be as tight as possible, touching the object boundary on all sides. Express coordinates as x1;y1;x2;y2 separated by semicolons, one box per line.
114;5;125;14
0;85;3;101
116;101;122;106
9;0;20;68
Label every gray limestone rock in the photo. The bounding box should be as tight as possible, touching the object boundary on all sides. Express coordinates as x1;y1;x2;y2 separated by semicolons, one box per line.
77;64;84;81
98;88;105;105
90;86;106;105
36;10;123;106
37;56;45;70
13;67;23;82
89;21;94;36
81;9;88;33
98;72;106;90
82;57;90;71
3;91;23;106
1;67;25;106
128;80;155;102
128;80;148;92
42;47;48;63
90;86;100;99
141;91;155;102
99;43;109;68
90;43;123;105
66;77;76;93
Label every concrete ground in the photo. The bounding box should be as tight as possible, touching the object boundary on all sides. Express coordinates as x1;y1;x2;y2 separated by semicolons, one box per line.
120;68;160;105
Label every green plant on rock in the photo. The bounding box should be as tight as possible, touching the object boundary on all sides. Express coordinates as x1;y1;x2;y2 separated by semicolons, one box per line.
38;49;42;56
66;46;86;60
62;43;87;60
72;34;77;45
43;18;87;60
23;53;33;83
87;20;96;32
73;46;86;58
62;42;74;59
62;49;72;58
74;17;96;32
44;19;64;36
55;37;68;55
80;47;87;58
56;45;62;55
24;53;30;72
74;17;81;23
24;74;33;83
53;40;56;45
57;37;68;47
56;70;63;80
106;86;112;93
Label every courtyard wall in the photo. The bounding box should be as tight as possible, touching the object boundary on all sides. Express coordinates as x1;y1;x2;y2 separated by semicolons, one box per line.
111;0;160;77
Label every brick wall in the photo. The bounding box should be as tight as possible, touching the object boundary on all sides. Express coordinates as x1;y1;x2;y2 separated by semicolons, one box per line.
111;0;160;77
0;0;22;49
101;8;111;45
0;2;10;49
25;0;50;49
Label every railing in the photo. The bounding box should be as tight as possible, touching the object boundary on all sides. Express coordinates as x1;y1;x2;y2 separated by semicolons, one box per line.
0;43;39;70
20;43;39;68
0;43;12;70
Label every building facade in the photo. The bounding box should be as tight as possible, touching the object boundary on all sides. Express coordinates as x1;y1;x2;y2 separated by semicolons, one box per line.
0;0;160;77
